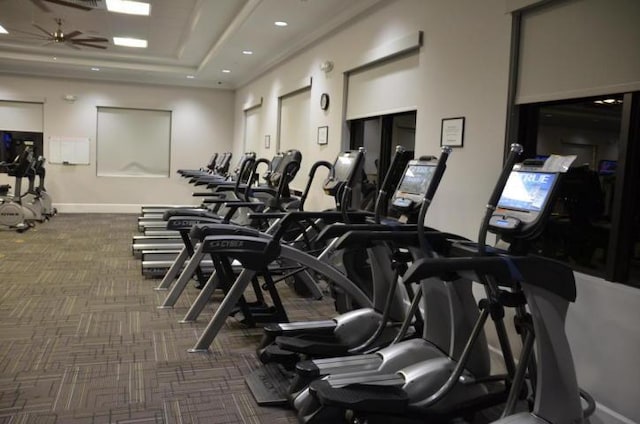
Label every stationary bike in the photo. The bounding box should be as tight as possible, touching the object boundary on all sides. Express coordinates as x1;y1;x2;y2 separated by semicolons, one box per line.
0;148;39;231
24;156;56;219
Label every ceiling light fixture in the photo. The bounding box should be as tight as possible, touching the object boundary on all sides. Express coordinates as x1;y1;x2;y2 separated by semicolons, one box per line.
274;21;288;27
106;0;150;16
222;69;231;73
113;37;147;48
91;67;100;71
0;24;8;34
186;75;195;79
53;57;57;60
242;50;253;55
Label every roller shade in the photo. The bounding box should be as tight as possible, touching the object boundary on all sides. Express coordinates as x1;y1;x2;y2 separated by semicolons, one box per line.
244;106;263;156
279;88;312;188
516;0;640;104
346;52;420;120
97;107;171;177
0;101;43;132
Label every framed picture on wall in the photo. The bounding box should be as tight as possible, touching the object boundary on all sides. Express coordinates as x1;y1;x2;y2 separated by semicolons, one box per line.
440;117;465;147
317;126;328;145
265;135;271;149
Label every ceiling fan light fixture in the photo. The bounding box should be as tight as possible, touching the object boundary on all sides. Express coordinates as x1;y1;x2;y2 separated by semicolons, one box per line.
113;37;147;48
0;24;8;34
106;0;150;16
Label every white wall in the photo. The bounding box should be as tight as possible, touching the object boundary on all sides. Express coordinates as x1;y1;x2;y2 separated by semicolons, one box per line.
233;0;511;228
0;75;234;212
232;1;638;423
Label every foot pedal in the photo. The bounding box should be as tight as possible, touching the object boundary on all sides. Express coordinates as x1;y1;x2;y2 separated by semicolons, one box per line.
259;344;300;369
245;363;294;406
311;380;409;414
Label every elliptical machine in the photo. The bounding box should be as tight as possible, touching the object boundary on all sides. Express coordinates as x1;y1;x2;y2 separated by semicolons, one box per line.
0;148;39;232
304;148;593;424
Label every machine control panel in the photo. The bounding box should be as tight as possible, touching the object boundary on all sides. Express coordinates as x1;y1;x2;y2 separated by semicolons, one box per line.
391;159;437;213
323;151;362;195
490;162;566;239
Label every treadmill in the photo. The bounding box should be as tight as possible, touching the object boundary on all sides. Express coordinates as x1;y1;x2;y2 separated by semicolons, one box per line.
139;152;232;218
138;151;302;278
133;152;258;257
151;149;371;314
137;152;255;232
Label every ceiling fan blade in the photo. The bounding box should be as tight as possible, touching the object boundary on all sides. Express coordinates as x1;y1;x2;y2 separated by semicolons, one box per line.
71;37;108;43
32;23;52;37
30;0;52;12
73;41;107;49
6;27;50;38
65;30;82;39
65;42;81;50
44;0;93;11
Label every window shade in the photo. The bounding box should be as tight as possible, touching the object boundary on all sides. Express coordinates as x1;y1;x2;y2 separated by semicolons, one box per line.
346;52;420;120
97;107;171;177
279;88;311;188
0;101;43;132
516;0;640;104
244;106;263;156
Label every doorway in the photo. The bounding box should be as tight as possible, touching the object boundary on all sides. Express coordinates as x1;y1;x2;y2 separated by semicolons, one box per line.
349;110;416;189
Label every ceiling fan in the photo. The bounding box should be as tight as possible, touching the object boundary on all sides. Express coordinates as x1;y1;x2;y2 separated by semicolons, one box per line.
29;18;108;49
30;0;97;12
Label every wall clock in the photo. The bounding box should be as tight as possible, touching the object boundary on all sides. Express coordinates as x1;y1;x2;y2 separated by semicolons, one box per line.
320;93;330;111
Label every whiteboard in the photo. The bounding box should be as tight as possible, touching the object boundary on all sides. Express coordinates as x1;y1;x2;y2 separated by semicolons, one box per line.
49;136;91;165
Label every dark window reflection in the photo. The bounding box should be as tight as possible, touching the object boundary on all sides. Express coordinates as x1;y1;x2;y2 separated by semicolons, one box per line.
532;96;623;275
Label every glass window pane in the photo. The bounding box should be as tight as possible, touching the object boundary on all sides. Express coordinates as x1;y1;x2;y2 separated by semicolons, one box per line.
533;96;623;275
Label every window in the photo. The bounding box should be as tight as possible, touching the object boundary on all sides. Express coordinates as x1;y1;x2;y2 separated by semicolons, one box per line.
518;93;640;286
96;107;171;177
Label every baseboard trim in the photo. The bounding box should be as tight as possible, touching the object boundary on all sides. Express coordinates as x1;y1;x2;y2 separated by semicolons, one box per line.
488;346;636;424
54;203;144;213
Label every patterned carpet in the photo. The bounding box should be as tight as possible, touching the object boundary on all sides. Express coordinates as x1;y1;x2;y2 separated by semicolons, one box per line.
0;214;336;424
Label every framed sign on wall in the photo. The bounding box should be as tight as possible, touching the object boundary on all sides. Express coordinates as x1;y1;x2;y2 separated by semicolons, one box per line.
440;117;465;147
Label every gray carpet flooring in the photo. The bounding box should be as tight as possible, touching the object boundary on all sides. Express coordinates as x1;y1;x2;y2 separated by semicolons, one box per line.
0;214;336;424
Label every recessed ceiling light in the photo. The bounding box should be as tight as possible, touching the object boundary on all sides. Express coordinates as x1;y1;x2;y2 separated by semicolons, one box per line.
274;21;288;27
106;0;150;16
53;57;57;60
186;75;195;79
222;69;231;73
242;50;253;55
0;24;8;34
91;67;100;71
113;37;147;48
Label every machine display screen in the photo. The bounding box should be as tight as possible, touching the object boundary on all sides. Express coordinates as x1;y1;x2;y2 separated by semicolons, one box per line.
397;165;436;195
498;171;557;212
333;155;356;181
598;160;617;176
